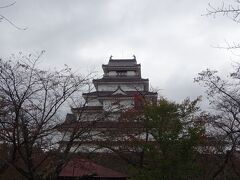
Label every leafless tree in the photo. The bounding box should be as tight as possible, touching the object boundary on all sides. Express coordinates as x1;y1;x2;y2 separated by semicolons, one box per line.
195;65;240;178
206;0;240;23
0;52;95;179
0;1;26;30
204;0;240;49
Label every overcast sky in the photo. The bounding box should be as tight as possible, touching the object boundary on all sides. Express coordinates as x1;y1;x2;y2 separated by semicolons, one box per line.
1;0;240;104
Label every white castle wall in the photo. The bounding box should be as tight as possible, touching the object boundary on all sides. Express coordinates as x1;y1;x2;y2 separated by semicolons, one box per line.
127;71;136;76
87;99;102;106
108;71;136;76
108;71;117;76
98;84;144;91
103;99;134;111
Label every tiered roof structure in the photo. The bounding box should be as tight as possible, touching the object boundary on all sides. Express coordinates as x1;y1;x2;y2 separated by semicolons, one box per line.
72;56;157;117
62;56;157;152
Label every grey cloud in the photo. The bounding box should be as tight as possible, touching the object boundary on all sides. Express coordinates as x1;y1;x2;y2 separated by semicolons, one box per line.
0;0;239;103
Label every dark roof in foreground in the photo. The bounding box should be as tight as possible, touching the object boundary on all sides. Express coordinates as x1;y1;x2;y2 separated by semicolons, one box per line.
59;157;129;178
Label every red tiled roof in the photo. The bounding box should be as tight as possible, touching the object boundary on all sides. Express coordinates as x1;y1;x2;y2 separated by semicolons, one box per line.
59;157;128;178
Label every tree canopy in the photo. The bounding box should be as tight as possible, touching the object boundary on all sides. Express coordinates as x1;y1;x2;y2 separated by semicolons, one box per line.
131;98;205;180
0;53;93;179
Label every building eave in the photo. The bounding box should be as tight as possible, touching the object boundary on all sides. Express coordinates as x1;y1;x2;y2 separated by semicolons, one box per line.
83;91;157;98
93;78;149;83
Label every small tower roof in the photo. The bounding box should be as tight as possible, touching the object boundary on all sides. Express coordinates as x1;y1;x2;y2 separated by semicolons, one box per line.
108;59;137;67
105;55;138;67
102;56;141;74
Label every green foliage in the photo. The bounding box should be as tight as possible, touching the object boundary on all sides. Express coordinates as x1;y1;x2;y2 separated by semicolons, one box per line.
132;98;204;180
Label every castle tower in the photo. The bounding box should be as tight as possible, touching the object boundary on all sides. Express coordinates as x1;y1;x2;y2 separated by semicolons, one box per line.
70;56;157;118
62;56;158;152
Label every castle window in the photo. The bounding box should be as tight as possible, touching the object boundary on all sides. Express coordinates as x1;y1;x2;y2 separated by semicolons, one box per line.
117;71;127;76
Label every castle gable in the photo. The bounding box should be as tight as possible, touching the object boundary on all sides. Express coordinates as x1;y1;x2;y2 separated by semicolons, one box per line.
112;86;127;95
